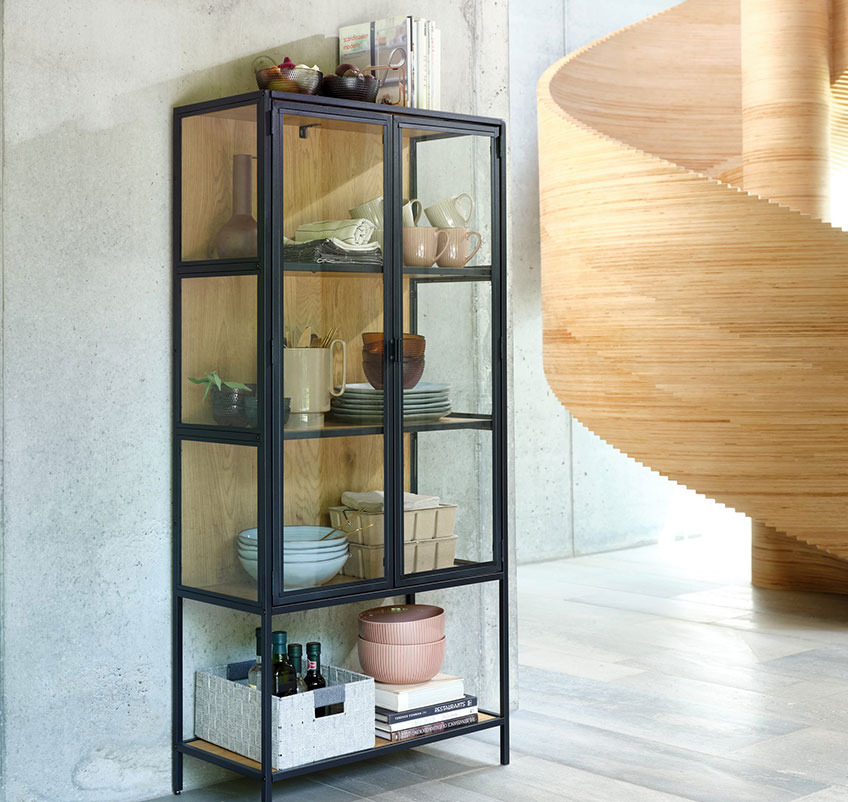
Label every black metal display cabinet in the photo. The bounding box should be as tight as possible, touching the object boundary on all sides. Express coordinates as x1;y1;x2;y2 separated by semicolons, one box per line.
172;89;507;799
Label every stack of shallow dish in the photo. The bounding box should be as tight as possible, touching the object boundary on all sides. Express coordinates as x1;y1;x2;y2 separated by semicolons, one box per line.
236;526;349;589
331;382;451;424
357;604;446;684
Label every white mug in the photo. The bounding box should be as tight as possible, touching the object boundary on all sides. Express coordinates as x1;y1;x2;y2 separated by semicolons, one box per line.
402;198;423;227
284;341;347;425
424;193;474;228
350;197;383;227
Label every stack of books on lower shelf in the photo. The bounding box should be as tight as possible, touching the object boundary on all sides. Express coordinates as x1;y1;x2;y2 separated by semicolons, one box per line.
374;673;477;743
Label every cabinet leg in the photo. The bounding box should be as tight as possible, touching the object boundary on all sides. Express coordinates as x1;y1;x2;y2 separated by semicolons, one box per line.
171;749;183;794
261;774;273;801
500;721;510;765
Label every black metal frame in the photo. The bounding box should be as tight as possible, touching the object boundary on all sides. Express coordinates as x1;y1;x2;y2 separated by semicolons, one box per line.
172;91;508;799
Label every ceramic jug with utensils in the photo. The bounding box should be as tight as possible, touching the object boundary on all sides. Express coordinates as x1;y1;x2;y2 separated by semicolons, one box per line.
284;340;347;428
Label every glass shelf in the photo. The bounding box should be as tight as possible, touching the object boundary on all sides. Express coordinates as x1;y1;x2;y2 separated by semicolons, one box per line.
280;263;492;281
281;413;492;440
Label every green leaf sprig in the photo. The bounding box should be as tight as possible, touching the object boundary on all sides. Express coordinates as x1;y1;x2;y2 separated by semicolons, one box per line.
188;370;253;401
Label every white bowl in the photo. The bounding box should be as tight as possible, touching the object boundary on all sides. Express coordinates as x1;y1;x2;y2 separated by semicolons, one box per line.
239;541;347;552
237;526;347;550
237;542;347;557
238;546;349;564
284;550;349;589
237;551;348;587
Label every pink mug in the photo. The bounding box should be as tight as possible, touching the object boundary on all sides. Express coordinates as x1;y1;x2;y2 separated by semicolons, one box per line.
435;228;482;268
403;227;449;267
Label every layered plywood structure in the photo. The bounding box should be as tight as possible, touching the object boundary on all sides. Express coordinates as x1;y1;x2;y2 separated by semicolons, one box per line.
538;0;848;591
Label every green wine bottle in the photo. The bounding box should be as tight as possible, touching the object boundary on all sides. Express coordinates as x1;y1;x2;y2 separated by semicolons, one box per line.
248;627;262;690
272;631;297;697
305;641;328;716
287;642;308;692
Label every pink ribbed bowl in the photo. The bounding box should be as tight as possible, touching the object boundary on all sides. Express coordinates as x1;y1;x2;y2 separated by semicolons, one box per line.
357;635;446;684
358;604;445;645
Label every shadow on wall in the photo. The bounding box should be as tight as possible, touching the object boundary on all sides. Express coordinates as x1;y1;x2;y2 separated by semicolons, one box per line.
174;35;339;107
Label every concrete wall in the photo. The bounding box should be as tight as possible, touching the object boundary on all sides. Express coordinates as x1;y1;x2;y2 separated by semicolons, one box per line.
507;0;735;562
0;2;512;801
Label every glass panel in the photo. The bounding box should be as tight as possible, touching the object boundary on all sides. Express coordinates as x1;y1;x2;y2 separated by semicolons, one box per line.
181;104;259;262
283;434;386;588
181;275;258;427
403;429;494;573
181;440;258;601
282;114;385;266
402;129;493;269
407;280;492;417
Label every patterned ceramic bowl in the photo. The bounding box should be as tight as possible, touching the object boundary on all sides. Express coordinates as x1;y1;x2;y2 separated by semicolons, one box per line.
357;635;446;684
359;604;445;645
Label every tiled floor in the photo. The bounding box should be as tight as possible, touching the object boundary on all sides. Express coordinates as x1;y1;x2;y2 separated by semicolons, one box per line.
151;530;848;800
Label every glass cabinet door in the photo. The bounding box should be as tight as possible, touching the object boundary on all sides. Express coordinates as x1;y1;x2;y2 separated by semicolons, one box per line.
278;111;391;595
180;440;260;602
399;124;500;576
179;102;259;263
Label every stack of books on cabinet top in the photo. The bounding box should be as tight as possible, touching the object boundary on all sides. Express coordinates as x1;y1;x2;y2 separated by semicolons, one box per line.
374;674;477;743
338;16;441;109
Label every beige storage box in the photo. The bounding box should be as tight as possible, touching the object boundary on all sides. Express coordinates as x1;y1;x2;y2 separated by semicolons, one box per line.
328;504;457;545
341;535;458;578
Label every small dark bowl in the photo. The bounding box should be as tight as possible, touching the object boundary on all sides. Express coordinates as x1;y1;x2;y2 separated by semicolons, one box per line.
362;353;424;390
256;66;322;94
211;384;256;427
321;74;378;102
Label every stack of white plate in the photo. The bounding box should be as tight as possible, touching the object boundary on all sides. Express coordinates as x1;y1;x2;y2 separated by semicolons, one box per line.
331;382;451;424
237;526;349;589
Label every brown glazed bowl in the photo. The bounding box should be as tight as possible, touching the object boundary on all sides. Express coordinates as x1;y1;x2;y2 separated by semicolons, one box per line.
362;332;426;357
359;604;445;645
255;66;323;94
321;73;378;102
358;636;446;684
362;352;425;390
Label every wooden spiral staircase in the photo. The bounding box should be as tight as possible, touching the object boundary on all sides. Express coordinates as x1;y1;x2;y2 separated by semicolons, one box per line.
538;0;848;592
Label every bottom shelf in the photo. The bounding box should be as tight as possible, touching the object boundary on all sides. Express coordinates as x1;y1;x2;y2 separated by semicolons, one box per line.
181;711;501;780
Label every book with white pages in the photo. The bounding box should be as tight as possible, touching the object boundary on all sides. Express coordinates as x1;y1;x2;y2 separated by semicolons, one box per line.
376;704;478;733
374;673;464;712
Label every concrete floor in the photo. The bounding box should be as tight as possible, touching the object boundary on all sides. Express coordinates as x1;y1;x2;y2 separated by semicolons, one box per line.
152;530;848;801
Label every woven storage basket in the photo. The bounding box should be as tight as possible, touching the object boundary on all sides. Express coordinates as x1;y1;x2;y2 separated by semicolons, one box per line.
328;504;458;545
194;664;374;770
341;535;458;578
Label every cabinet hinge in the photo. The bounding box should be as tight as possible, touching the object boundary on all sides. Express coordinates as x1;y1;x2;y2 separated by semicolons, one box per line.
389;338;402;363
266;110;273;136
270;339;276;365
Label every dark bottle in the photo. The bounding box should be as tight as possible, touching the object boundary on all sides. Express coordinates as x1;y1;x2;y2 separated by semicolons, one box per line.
248;627;262;690
305;641;328;717
287;642;308;693
272;631;297;698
